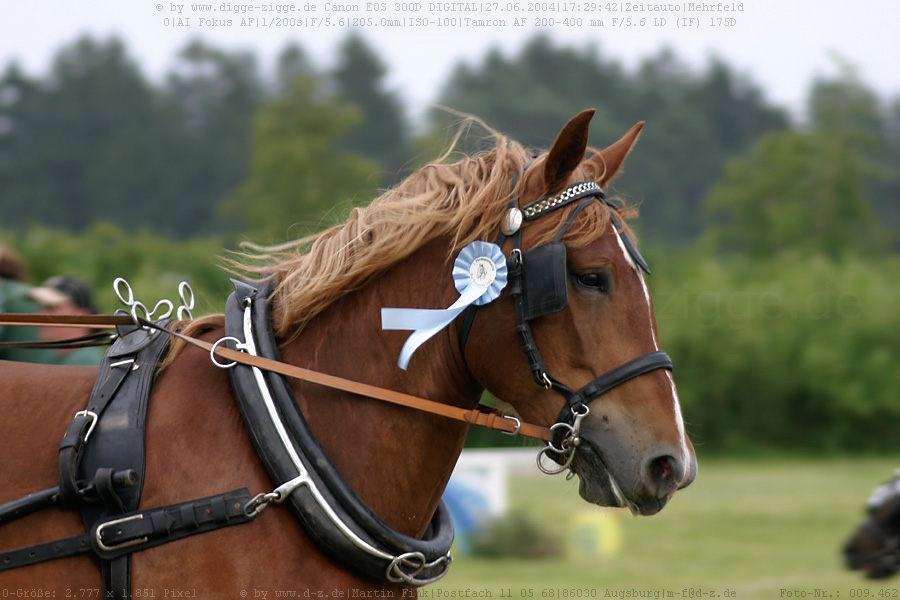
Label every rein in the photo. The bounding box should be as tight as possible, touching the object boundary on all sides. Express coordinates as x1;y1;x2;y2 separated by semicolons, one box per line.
0;311;552;442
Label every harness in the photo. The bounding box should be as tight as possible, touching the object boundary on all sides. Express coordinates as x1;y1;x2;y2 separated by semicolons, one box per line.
0;318;256;596
0;178;675;592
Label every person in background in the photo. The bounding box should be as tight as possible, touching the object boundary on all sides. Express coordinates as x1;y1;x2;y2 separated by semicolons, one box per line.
0;245;55;363
29;275;106;366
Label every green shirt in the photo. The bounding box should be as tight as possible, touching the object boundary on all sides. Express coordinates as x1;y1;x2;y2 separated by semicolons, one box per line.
0;278;56;363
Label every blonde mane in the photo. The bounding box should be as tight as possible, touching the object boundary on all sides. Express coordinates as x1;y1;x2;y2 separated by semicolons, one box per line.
174;117;635;352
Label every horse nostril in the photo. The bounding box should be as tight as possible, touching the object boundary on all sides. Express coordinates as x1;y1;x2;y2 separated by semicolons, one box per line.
642;454;683;497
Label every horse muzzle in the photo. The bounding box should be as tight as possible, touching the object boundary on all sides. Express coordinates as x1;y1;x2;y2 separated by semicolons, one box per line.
571;434;696;517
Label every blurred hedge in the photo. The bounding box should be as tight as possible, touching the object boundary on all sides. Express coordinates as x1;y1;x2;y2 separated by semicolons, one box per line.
651;250;900;453
1;223;233;316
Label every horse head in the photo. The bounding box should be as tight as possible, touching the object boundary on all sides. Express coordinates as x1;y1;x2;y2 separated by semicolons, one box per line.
845;472;900;578
463;109;696;516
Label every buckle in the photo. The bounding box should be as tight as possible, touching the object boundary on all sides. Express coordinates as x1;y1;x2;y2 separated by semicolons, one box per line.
74;410;98;443
94;514;148;553
500;415;521;436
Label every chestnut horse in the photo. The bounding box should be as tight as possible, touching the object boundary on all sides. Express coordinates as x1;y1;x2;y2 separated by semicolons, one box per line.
0;110;696;595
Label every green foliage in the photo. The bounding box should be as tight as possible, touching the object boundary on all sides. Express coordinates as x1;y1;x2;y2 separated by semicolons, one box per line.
469;511;562;559
0;36;261;238
704;62;894;259
704;130;886;258
225;75;380;242
433;40;789;243
1;223;231;316
333;34;411;181
651;251;900;452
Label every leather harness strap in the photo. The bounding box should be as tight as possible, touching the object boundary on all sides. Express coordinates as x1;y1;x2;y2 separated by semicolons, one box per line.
0;488;254;572
0;312;553;442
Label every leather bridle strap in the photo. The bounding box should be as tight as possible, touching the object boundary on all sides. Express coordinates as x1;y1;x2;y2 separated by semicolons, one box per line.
0;313;553;442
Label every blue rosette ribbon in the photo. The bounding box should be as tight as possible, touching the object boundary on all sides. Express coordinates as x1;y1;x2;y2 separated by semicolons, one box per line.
382;240;508;369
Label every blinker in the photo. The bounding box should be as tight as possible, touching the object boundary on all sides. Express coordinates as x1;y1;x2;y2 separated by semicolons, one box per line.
517;242;569;321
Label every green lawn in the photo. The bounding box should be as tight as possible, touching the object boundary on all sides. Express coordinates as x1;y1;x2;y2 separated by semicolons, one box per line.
431;454;900;600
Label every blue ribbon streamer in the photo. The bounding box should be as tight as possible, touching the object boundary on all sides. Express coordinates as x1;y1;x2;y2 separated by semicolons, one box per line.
382;241;508;370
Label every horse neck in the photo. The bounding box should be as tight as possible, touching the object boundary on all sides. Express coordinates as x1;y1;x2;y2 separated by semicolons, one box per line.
278;238;482;538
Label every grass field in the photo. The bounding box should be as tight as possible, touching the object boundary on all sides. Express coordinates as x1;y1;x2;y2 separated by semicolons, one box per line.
431;454;900;600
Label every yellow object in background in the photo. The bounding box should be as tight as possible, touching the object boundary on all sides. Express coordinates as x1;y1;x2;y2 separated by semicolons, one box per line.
568;509;623;558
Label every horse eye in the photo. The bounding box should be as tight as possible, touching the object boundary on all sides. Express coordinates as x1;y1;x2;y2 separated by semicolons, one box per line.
576;271;610;293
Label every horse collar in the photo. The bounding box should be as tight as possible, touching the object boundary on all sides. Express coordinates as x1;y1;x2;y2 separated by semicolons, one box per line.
224;280;454;586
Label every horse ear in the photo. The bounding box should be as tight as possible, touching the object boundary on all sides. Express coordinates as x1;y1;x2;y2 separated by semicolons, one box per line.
586;121;644;185
543;109;595;193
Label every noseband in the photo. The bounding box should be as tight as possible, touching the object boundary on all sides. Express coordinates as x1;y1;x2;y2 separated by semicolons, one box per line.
459;175;674;472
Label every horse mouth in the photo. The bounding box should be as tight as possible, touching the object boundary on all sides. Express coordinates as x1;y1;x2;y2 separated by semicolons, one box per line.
571;440;666;517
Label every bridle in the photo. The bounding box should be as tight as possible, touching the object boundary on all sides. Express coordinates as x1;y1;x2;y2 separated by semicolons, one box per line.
458;173;674;473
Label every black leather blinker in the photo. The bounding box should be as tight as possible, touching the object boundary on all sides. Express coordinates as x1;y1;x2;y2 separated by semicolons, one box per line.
518;242;568;321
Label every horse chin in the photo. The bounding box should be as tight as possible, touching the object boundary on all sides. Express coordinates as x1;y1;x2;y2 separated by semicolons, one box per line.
572;442;667;517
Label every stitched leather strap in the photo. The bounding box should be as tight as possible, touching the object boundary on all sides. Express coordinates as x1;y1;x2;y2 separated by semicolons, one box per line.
0;532;92;571
91;488;253;560
0;489;254;572
0;313;553;442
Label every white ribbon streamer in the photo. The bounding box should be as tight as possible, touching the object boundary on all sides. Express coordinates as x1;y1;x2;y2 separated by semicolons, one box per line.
382;241;508;370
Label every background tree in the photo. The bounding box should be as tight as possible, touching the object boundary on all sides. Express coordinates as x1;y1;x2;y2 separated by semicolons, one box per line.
163;39;264;235
273;43;315;96
704;66;888;259
0;36;172;231
704;130;884;258
806;61;900;247
332;34;410;182
225;73;380;242
0;36;264;238
436;36;629;149
433;39;788;244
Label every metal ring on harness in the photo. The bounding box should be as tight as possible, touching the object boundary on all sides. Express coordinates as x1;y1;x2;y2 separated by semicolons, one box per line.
209;336;247;369
536;405;589;475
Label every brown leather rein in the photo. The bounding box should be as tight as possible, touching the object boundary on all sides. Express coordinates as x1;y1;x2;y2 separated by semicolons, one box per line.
0;312;553;441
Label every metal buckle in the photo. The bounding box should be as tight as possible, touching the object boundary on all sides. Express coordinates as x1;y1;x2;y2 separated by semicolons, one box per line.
95;514;148;552
501;415;521;436
508;248;522;268
74;410;98;443
540;372;553;390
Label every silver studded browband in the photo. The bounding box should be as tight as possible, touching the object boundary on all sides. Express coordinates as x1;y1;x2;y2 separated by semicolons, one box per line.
521;180;604;221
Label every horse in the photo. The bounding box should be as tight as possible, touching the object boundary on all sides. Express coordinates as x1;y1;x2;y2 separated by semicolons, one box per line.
845;471;900;578
0;109;696;595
